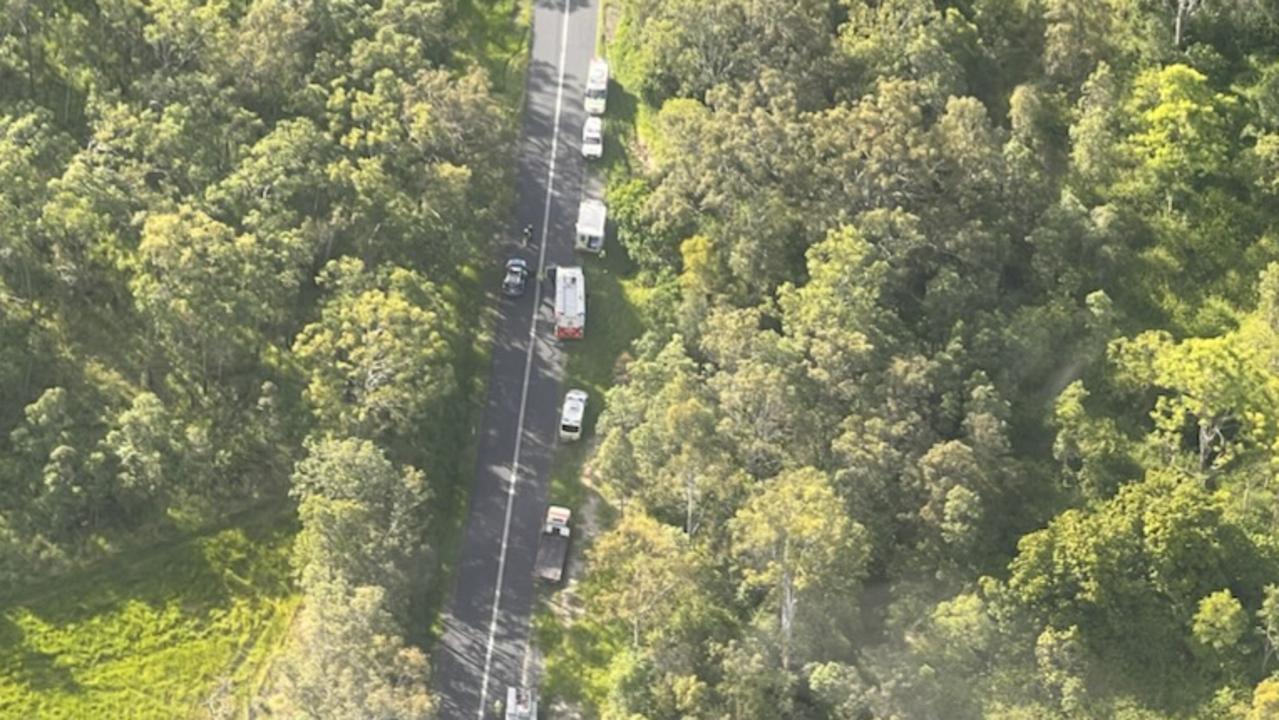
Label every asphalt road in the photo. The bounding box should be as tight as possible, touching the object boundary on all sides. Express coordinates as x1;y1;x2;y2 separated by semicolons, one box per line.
432;0;599;718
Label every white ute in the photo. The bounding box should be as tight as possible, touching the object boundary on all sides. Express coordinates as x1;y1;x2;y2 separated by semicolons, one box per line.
585;57;608;115
582;116;603;159
559;389;588;441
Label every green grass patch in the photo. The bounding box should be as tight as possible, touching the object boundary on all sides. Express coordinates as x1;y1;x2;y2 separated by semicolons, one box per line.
0;509;298;719
534;609;622;708
548;248;650;509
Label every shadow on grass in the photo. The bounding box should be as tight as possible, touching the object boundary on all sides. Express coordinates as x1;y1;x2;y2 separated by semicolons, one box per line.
2;505;295;628
0;615;79;695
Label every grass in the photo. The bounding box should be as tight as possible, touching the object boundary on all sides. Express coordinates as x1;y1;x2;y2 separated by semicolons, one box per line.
0;507;298;719
533;612;624;708
547;248;650;510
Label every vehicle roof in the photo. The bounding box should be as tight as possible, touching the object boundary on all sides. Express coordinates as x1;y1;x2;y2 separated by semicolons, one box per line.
547;505;572;523
588;57;609;85
577;200;606;235
584;116;602;133
562;389;587;422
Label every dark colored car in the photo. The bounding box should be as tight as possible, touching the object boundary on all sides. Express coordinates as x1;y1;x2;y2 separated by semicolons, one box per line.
502;258;530;297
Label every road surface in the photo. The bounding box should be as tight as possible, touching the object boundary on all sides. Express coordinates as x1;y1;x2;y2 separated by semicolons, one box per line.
432;0;599;717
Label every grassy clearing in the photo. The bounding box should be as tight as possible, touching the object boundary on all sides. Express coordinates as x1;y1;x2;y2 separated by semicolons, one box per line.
0;508;297;720
534;612;624;707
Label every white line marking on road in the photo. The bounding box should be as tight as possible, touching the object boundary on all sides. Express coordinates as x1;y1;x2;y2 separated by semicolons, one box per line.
476;0;572;715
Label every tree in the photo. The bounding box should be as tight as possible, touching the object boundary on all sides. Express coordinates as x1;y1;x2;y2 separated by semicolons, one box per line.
779;224;894;406
290;435;427;604
730;467;869;670
274;580;434;719
131;205;305;392
1193;588;1247;656
1110;330;1277;478
293;259;457;438
586;512;700;648
1119;64;1235;212
1035;625;1090;716
1258;585;1279;672
1248;677;1279;720
1052;380;1135;500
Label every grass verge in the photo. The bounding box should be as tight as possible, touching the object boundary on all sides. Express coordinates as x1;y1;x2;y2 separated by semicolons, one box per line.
547;248;650;510
0;506;298;719
534;2;658;712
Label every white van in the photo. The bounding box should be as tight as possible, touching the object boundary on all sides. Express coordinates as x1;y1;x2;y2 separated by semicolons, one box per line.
559;389;588;441
585;57;608;115
575;199;606;253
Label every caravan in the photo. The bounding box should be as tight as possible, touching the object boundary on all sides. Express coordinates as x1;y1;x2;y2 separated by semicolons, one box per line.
554;266;585;339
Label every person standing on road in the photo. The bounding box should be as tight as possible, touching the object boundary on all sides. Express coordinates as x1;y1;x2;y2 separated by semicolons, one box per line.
523;224;533;247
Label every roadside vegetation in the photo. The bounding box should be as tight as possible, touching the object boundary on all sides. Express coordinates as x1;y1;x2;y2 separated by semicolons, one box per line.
540;0;1279;718
0;0;524;716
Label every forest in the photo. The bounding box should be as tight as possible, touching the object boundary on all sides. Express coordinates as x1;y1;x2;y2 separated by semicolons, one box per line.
548;0;1279;717
7;0;1279;717
0;0;519;715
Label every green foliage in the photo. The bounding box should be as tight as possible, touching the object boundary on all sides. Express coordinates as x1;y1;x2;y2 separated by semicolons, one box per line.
0;516;296;719
293;259;458;439
0;0;519;713
1193;588;1248;655
556;2;1279;714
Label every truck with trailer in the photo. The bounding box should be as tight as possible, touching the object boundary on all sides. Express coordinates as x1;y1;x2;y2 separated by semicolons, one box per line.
534;506;572;583
553;266;585;340
575;199;606;253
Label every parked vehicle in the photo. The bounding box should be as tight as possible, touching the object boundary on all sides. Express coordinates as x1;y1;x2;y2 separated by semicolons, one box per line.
559;389;588;441
502;258;529;297
505;686;537;720
553;266;585;339
585;57;608;115
575;199;606;253
534;505;572;583
582;116;603;159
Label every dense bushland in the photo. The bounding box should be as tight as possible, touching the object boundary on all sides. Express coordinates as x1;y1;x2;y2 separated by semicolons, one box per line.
0;0;518;714
567;0;1279;717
